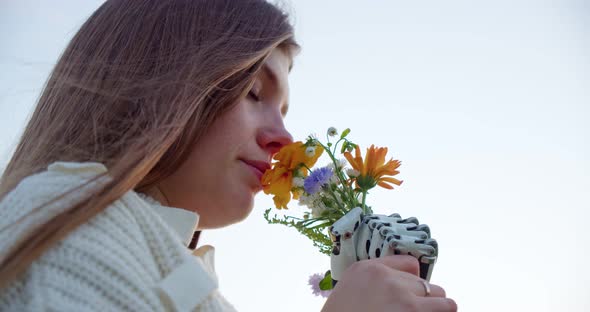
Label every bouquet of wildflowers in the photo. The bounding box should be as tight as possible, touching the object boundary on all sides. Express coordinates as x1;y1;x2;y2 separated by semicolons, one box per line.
261;127;406;295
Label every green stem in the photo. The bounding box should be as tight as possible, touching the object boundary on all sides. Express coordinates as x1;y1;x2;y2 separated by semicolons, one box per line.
315;140;356;208
301;163;313;174
361;189;367;214
326;187;347;214
331;138;345;155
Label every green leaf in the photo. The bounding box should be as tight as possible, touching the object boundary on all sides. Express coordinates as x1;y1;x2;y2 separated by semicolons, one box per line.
340;128;351;139
319;271;334;290
327;142;332;147
263;208;333;255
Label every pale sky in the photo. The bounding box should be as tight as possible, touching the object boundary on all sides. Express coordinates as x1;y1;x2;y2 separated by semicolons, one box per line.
1;1;589;311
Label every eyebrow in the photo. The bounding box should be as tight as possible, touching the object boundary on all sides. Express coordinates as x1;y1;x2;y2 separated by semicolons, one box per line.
261;64;289;116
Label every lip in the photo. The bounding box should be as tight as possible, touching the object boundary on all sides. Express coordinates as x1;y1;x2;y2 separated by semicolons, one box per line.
240;159;271;182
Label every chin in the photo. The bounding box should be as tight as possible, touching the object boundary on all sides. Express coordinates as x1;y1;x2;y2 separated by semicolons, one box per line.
232;197;255;223
199;197;254;229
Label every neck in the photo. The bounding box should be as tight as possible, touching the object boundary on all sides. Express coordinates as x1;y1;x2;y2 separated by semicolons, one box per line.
143;185;170;206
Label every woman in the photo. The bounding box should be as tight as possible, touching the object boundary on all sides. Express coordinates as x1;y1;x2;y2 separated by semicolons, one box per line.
0;0;456;311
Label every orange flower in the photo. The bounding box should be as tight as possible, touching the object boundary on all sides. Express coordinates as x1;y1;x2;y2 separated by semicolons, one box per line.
261;166;293;209
273;141;324;171
343;144;403;190
261;141;324;209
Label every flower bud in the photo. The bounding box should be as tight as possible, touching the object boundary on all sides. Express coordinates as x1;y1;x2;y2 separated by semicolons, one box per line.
292;177;305;188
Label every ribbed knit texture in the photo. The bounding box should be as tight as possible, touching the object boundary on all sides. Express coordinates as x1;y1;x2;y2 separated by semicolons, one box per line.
0;162;237;312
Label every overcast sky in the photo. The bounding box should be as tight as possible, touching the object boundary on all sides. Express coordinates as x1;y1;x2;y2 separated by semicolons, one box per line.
1;1;589;311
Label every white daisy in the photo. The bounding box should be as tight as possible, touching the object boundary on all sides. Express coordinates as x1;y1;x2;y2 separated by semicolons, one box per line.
346;168;360;178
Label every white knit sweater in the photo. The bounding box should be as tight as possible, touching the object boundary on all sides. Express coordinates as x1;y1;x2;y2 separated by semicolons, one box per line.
0;161;237;312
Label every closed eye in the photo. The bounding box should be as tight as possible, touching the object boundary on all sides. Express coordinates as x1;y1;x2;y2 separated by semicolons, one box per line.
248;90;261;102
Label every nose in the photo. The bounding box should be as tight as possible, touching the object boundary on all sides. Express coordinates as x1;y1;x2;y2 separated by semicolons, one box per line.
257;119;293;157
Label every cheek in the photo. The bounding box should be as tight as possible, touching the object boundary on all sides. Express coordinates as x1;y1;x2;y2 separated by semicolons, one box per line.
165;101;259;215
204;107;255;152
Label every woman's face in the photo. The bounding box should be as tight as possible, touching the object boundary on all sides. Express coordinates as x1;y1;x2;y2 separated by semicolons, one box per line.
158;48;293;229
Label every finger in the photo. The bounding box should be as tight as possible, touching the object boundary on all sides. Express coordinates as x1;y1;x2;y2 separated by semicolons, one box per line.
380;222;429;240
372;255;420;276
392;272;447;298
412;280;446;298
417;297;458;312
356;220;372;259
368;225;386;258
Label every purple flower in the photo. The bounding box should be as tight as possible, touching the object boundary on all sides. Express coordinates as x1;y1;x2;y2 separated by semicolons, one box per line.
304;167;333;194
308;273;332;298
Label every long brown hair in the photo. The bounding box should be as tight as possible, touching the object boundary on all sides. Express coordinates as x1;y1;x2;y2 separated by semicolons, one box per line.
0;0;298;288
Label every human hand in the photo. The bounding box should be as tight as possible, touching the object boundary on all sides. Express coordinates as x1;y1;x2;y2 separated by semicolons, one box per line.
321;256;457;312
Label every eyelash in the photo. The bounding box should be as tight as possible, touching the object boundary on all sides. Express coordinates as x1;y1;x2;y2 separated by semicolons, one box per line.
248;90;261;102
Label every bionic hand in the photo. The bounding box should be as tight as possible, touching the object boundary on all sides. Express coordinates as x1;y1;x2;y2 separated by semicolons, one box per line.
329;207;438;286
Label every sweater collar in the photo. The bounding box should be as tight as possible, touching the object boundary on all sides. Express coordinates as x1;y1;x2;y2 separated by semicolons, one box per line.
137;193;200;247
